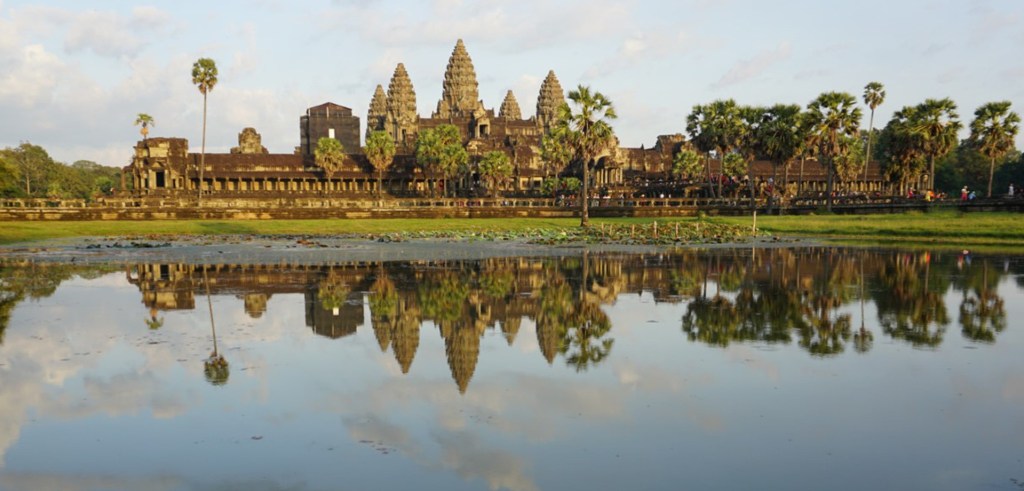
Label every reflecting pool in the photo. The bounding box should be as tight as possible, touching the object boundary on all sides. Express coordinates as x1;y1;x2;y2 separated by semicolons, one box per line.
0;247;1022;491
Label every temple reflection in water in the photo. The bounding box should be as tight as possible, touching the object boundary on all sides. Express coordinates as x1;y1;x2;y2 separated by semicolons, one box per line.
72;247;1017;393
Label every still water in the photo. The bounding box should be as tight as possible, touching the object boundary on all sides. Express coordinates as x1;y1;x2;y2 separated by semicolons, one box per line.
0;247;1022;491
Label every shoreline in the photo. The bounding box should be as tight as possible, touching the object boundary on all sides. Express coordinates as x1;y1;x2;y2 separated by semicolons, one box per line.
0;234;811;265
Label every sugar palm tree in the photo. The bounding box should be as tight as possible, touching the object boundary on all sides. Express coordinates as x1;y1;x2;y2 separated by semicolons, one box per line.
755;104;804;194
314;137;345;189
804;92;862;210
191;58;218;202
686;99;745;198
862;82;885;184
556;85;617;227
914;98;961;191
364;130;396;198
134;113;155;141
968;101;1020;197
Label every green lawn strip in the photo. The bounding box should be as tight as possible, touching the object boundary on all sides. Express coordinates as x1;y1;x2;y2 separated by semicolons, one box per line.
710;211;1024;243
0;218;586;245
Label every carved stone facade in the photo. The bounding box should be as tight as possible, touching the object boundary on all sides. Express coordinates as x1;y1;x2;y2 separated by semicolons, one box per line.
231;127;268;154
535;70;565;135
499;90;522;120
383;63;418;145
300;103;360;156
127;39;887;199
366;85;387;140
433;39;484;120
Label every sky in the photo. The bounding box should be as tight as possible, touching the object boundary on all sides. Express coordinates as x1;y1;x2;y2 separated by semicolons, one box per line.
0;0;1022;167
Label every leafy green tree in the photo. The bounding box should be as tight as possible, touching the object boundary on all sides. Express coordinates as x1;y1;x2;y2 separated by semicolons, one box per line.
967;101;1020;197
877;106;927;193
415;128;442;197
134;113;154;140
556;85;617;227
477;150;512;197
315;137;345;184
862;82;885;183
540;127;572;185
191;57;218;200
0;153;22;196
686;99;745;198
804;92;862;210
833;135;866;187
364;130;396;198
672;148;702;181
755;104;805;191
914;98;961;192
415;124;466;197
1;142;57;197
722;153;747;190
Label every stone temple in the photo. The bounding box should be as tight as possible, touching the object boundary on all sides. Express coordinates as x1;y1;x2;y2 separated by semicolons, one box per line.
128;39;882;198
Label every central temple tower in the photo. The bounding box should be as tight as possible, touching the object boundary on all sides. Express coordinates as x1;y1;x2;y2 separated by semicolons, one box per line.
433;39;485;119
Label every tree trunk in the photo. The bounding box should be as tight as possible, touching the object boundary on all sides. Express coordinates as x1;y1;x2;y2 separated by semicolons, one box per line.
863;109;874;185
798;156;805;195
199;92;207;204
580;158;590;227
826;159;835;211
988;156;995;197
928;155;935;194
704;152;714;198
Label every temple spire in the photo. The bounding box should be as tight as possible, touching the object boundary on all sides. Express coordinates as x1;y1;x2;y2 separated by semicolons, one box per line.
499;90;522;120
535;70;565;133
434;39;483;119
366;84;387;139
385;63;418;144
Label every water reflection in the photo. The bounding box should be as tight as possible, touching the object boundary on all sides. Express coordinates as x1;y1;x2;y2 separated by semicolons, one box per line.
1;248;1023;490
1;248;1019;386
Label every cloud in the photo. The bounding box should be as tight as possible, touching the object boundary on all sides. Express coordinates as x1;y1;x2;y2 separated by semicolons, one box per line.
712;42;791;89
584;30;699;79
0;44;65;107
316;0;630;51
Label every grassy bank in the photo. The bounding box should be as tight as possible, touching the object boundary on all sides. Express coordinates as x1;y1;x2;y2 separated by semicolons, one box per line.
711;210;1024;247
0;211;1020;247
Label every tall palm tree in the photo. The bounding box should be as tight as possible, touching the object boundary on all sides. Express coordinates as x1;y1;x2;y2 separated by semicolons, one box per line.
862;82;885;184
314;137;345;190
364;130;396;198
686;99;745;198
914;98;961;191
557;85;617;227
755;104;804;194
191;58;218;202
968;101;1020;197
804;92;862;211
134;113;155;141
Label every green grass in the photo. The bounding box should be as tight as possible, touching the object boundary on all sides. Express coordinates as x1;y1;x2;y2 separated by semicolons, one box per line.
0;218;584;244
710;210;1024;248
0;211;1021;248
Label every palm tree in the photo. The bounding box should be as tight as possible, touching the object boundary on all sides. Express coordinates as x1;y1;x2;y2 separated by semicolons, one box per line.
877;106;927;194
134;113;155;141
755;104;804;193
314;137;345;189
364;130;396;198
968;101;1020;197
914;98;961;191
804;92;862;210
477;150;513;197
672;148;702;183
191;57;218;202
556;85;617;227
686;100;745;198
862;82;885;184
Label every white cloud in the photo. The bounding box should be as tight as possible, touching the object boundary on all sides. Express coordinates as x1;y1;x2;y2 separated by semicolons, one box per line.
712;41;792;89
0;44;64;106
64;10;141;57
